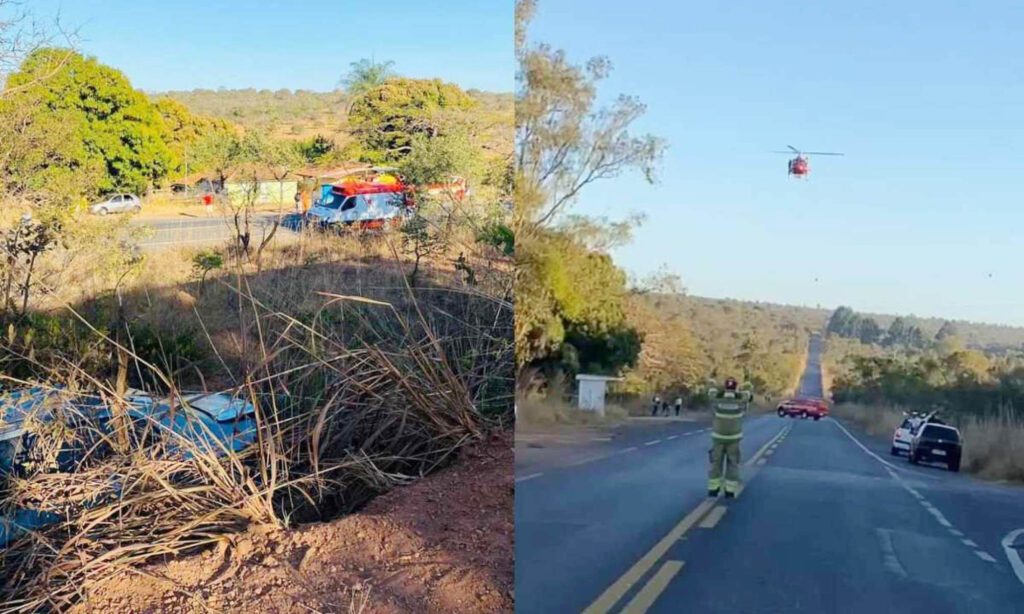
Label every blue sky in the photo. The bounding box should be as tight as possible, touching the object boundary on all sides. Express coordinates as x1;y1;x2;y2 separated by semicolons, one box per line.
530;1;1024;327
21;0;512;92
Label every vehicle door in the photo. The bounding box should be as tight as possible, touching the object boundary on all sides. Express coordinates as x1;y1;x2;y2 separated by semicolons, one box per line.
339;195;364;223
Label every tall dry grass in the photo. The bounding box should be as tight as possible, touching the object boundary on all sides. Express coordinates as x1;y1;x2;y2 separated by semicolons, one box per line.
832;403;1024;483
0;235;512;612
516;394;627;429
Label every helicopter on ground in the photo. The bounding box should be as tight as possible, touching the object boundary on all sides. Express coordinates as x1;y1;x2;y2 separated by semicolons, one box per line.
773;145;844;178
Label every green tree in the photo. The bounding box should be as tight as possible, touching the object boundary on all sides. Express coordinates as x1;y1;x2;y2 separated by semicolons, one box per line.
297;134;336;164
3;48;173;196
340;58;397;97
826;306;857;337
153;97;234;176
516;229;640;377
347;78;476;163
515;3;664;236
514;0;662;386
884;316;907;347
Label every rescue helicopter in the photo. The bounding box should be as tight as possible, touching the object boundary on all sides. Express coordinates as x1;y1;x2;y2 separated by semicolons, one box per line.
773;145;844;178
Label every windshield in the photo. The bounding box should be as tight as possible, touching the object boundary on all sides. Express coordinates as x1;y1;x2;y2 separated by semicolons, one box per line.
320;193;346;210
922;425;959;442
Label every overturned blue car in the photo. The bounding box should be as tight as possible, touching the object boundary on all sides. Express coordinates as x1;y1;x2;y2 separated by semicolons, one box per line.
0;386;259;546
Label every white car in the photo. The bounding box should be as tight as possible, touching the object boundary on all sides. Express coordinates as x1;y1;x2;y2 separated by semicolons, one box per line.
891;416;922;456
89;193;141;215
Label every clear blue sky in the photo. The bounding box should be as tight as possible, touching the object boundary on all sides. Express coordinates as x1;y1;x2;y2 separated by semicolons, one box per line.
530;0;1024;327
22;0;512;92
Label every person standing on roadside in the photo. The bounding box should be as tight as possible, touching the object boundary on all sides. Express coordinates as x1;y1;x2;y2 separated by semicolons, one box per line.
674;395;683;416
651;393;661;416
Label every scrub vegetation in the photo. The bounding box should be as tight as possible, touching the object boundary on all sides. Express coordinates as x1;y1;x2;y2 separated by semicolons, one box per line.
825;304;1024;483
0;5;513;611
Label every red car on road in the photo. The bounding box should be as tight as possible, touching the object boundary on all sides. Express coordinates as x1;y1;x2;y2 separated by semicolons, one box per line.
777;397;829;421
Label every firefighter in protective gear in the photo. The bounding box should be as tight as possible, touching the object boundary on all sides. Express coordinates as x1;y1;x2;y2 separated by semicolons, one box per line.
707;377;752;499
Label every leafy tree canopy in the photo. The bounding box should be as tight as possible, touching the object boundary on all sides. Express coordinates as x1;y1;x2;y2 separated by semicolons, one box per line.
4;48;173;195
348;78;476;163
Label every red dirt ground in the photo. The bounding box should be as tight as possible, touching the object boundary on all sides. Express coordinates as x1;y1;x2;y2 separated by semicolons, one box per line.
70;431;514;614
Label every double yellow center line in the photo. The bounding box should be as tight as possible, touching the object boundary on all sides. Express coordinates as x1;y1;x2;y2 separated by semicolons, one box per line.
583;424;791;614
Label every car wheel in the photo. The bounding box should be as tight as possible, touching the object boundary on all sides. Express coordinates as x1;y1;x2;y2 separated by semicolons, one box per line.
132;204;141;212
98;207;108;216
909;450;918;465
813;416;820;421
890;446;898;456
802;411;808;419
948;458;960;472
778;410;785;417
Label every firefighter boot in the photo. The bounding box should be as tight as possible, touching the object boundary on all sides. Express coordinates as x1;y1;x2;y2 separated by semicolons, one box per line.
708;444;726;497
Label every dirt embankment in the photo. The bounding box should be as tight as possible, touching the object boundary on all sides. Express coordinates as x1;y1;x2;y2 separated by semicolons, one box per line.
70;432;514;614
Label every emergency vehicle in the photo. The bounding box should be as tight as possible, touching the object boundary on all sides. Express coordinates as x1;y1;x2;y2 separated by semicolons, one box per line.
305;174;412;231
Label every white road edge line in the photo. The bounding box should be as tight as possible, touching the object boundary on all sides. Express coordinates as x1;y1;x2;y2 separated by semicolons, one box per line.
667;435;679;440
829;418;938;480
644;440;661;447
976;550;997;563
516;472;543;483
962;539;978;548
1002;529;1024;586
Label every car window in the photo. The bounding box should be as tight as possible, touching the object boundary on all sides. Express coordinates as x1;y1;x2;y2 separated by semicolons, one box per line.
900;419;912;429
111;195;122;203
340;196;359;211
922;425;959;442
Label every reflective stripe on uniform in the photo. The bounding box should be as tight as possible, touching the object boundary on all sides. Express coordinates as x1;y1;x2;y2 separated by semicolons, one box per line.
711;432;743;441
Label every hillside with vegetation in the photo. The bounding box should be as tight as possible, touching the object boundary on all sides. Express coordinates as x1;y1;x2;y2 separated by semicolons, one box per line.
156;87;514;165
823;306;1024;416
0;21;512;610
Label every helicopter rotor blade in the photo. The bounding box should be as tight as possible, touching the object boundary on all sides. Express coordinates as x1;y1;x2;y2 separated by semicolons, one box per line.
786;145;800;154
803;151;844;156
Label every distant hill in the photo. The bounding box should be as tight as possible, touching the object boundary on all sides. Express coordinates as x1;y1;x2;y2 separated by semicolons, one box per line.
856;312;1024;352
686;295;1024;352
154;88;349;141
153;88;514;152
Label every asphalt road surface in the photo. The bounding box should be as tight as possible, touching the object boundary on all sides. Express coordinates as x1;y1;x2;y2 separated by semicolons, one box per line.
515;335;1024;613
134;213;304;249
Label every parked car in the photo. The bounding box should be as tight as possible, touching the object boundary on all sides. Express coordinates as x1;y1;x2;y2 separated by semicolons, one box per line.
89;193;141;215
908;423;962;472
891;415;923;456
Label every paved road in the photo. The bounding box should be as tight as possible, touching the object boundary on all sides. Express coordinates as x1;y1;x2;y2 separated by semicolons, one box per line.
515;335;1024;613
134;213;304;249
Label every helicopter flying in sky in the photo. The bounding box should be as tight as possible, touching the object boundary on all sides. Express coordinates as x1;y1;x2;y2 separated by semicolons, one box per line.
773;145;844;178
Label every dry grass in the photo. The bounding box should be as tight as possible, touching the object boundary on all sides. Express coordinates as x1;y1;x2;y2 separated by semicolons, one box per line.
957;410;1024;482
832;403;1024;483
0;228;512;611
831;403;905;439
516;395;627;428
